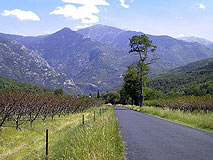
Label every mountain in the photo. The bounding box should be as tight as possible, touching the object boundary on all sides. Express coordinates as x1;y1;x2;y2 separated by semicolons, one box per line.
0;36;81;94
0;33;48;48
1;25;213;94
179;36;213;49
147;58;213;95
8;28;135;93
78;25;213;72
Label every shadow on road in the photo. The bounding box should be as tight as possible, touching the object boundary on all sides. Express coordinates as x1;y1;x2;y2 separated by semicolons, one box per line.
115;107;131;111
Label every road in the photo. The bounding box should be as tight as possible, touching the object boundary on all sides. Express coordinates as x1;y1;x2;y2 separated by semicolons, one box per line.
115;106;213;160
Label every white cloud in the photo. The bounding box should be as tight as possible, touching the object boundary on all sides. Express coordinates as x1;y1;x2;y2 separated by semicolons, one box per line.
199;3;206;10
176;16;183;20
50;0;109;24
120;0;129;8
2;9;40;21
50;5;99;23
127;0;135;3
62;0;109;6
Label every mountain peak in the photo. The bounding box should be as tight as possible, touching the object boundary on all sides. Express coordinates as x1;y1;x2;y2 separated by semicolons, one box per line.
61;27;72;31
51;27;84;40
86;24;124;32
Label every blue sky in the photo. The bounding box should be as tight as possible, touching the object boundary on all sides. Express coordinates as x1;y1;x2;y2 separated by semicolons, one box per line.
0;0;212;41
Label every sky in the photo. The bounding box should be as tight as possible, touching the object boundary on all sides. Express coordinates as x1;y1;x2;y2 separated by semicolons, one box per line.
0;0;213;41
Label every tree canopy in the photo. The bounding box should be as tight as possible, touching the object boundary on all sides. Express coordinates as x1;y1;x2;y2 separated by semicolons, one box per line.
129;34;157;107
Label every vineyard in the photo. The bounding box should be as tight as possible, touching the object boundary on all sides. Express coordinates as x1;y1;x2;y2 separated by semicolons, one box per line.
155;95;213;112
0;92;103;130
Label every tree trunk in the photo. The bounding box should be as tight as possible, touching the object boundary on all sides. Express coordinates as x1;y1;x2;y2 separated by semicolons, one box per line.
0;116;7;130
140;71;143;107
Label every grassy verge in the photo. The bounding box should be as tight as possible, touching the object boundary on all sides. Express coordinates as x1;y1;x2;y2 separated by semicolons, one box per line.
121;105;213;132
0;105;125;160
47;106;125;160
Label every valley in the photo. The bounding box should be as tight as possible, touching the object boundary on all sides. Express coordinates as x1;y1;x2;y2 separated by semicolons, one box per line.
0;25;213;94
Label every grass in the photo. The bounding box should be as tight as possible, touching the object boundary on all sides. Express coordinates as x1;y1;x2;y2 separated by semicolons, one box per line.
0;105;125;160
47;106;125;160
121;105;213;132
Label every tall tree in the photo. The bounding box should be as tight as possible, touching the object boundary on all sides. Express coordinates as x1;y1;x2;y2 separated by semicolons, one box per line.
122;64;140;105
121;63;149;105
97;89;100;98
129;35;157;107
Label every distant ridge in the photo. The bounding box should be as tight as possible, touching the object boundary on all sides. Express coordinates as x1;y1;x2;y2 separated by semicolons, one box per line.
0;25;213;94
179;36;213;49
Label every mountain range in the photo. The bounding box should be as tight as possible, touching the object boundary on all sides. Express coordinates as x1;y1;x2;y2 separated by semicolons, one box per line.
0;36;81;94
0;24;212;94
178;36;213;49
78;25;213;72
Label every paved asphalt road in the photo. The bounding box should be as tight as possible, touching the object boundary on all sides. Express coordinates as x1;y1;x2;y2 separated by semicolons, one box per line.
115;106;213;160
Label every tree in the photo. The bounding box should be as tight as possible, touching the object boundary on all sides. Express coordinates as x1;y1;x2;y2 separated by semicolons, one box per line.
121;63;149;105
97;89;100;98
54;88;64;96
122;64;140;105
129;35;157;107
101;91;120;104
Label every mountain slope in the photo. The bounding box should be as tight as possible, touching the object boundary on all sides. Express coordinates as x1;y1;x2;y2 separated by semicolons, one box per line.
179;36;213;49
0;76;52;93
17;28;135;93
78;25;213;72
147;58;213;95
1;25;213;94
0;36;81;94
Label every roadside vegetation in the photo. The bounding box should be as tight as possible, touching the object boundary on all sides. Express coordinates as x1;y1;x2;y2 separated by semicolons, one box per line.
120;95;213;132
47;106;125;160
0;105;125;160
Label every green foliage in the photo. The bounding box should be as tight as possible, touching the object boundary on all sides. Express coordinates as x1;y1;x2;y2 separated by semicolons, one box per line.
120;63;160;105
144;88;165;100
129;35;157;58
97;89;100;98
129;34;157;107
122;64;140;105
148;60;213;96
0;76;52;93
54;88;64;96
101;91;120;104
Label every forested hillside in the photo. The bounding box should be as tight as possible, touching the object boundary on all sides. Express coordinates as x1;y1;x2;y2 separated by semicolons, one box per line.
147;58;213;96
0;76;51;93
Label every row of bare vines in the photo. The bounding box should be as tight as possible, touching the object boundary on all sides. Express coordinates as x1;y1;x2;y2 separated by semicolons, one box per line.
155;95;213;112
0;92;103;130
